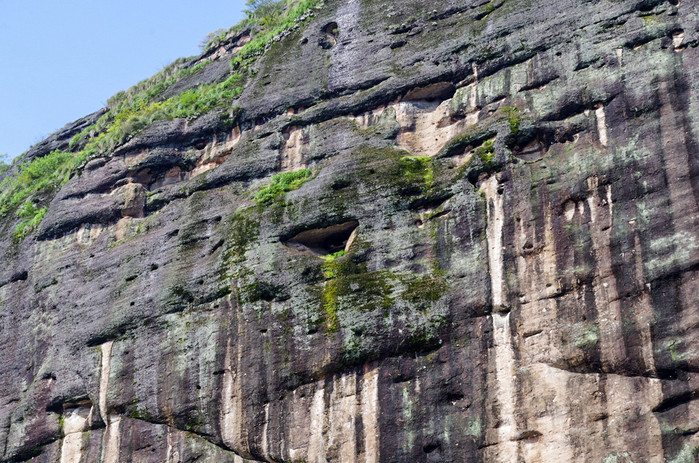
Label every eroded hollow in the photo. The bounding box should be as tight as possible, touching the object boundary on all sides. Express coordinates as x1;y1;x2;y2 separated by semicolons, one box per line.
285;220;358;256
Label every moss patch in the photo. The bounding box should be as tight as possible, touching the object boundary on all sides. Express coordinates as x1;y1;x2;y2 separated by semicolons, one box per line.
573;323;599;349
321;255;393;334
254;169;312;205
400;271;449;304
400;155;434;190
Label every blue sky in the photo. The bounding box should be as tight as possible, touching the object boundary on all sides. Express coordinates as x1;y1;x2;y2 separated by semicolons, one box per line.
0;0;247;159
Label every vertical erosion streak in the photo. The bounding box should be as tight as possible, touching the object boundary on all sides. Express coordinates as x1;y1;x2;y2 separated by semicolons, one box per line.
102;416;122;463
481;177;518;461
59;406;91;463
307;387;327;463
595;104;609;147
261;403;271;463
360;369;379;463
491;313;518;459
98;340;122;463
482;177;505;309
221;338;243;452
586;178;627;372
328;374;357;463
99;341;113;423
281;126;307;172
165;430;181;463
633;233;657;375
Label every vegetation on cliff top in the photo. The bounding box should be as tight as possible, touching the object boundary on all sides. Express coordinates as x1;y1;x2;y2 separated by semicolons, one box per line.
0;0;323;240
0;154;9;176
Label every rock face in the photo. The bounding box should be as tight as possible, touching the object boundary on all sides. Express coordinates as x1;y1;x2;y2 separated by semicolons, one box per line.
1;0;698;461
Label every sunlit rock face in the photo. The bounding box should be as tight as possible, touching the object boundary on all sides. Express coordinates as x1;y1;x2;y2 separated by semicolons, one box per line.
1;0;698;461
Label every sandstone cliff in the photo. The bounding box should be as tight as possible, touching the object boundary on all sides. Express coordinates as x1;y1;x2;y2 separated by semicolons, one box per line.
0;0;698;461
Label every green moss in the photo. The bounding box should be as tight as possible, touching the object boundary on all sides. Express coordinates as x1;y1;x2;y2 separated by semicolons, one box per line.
573;323;599;349
321;250;347;262
254;169;312;205
320;255;394;334
184;413;206;431
400;155;434;189
356;147;438;197
480;2;496;19
466;418;483;438
241;280;287;303
129;406;152;421
666;338;686;362
400;272;449;304
223;211;260;265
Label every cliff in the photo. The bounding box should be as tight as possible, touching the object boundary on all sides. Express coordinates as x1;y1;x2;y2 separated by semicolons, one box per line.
0;0;698;461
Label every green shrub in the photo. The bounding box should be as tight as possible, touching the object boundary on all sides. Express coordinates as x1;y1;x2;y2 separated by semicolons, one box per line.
474;139;495;164
1;0;325;236
201;29;228;52
245;0;286;23
504;106;521;135
0;149;74;217
13;201;48;241
0;154;9;176
254;169;312;205
231;0;323;71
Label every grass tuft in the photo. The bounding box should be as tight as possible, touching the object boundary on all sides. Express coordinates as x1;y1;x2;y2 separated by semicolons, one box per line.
254;169;312;205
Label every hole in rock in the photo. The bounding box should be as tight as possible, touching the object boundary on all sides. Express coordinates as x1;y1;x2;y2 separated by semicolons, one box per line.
513;137;549;161
330;178;351;190
402;82;456;102
319;22;338;49
10;270;28;283
323;22;339;37
285;220;359;256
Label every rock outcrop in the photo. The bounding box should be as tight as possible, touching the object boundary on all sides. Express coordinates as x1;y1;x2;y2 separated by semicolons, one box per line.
1;0;698;461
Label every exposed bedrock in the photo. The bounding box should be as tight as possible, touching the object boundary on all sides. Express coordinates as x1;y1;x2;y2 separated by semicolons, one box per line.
1;0;698;461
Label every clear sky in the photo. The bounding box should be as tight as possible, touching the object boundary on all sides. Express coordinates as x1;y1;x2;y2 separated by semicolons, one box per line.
0;0;247;159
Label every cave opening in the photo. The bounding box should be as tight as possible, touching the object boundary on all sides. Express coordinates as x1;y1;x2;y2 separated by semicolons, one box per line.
284;220;359;256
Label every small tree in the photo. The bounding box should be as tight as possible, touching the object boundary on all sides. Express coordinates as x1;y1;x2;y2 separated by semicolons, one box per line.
245;0;284;24
0;153;10;176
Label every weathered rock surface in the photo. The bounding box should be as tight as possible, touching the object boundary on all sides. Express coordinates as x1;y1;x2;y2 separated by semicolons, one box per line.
1;0;698;461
